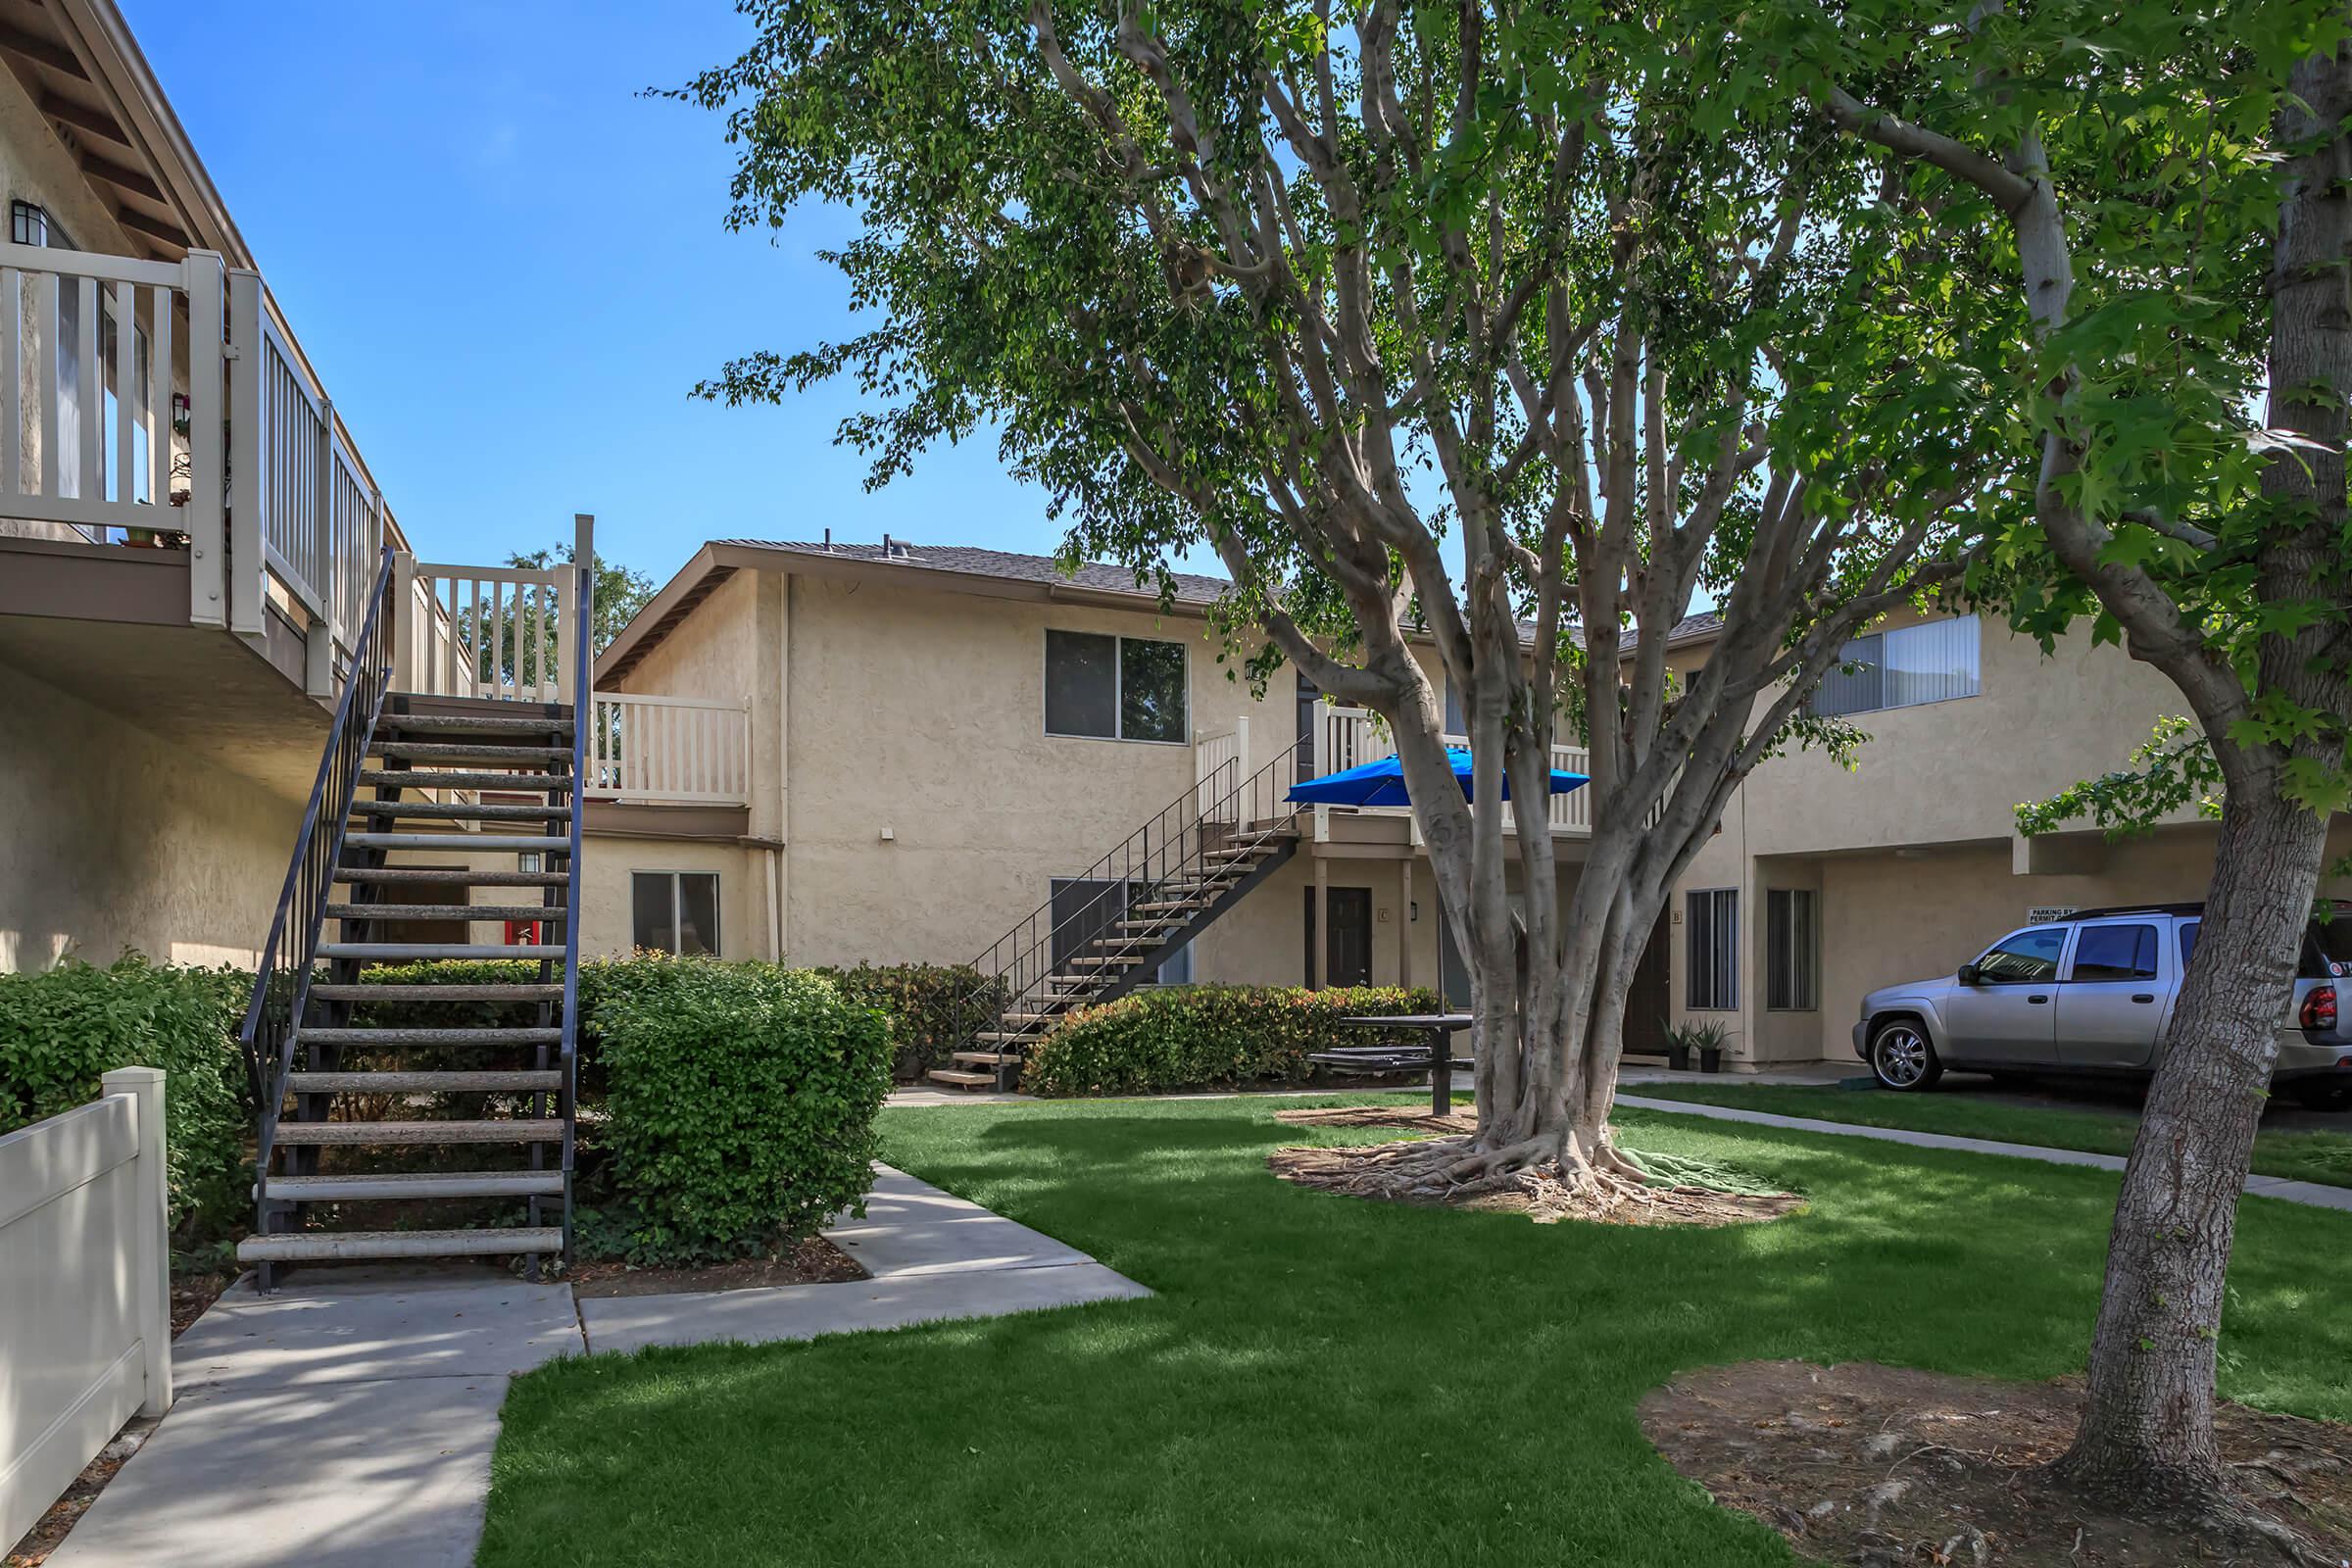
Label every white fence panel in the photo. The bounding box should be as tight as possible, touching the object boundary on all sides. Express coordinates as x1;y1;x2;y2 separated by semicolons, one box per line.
0;1067;171;1551
586;692;751;805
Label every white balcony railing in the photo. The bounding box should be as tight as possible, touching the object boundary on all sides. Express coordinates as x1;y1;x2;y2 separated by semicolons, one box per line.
1311;706;1596;835
1193;717;1249;821
585;691;751;806
0;242;404;696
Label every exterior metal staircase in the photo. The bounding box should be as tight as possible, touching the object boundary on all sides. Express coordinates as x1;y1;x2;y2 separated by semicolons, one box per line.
235;547;592;1289
938;738;1307;1092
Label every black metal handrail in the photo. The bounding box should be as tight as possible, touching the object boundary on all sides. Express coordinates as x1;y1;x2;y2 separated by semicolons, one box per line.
240;547;397;1224
955;736;1308;1065
558;543;591;1264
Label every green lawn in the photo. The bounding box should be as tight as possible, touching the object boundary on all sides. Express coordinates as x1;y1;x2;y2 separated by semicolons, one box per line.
1629;1081;2352;1189
479;1097;2352;1567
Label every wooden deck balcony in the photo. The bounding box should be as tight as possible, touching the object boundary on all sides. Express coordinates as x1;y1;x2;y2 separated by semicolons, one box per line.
0;241;405;697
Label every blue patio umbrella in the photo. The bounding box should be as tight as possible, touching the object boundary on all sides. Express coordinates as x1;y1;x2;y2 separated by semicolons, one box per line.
1286;747;1589;808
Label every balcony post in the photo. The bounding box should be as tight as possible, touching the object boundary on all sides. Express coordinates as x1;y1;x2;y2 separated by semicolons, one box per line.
390;550;416;690
225;269;264;640
304;397;334;697
564;513;594;708
181;252;226;628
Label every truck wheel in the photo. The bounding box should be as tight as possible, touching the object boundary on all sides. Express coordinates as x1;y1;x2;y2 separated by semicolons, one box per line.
1870;1021;1942;1092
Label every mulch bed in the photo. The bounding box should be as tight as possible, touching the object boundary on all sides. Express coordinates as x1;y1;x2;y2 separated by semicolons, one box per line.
1642;1359;2352;1565
570;1236;867;1298
1267;1104;1806;1226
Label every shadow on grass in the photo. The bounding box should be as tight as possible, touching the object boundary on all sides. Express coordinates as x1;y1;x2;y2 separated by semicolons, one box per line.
477;1097;2352;1568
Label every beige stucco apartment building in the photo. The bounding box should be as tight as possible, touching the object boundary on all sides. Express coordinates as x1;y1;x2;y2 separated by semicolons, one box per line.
6;2;2340;1076
584;538;2352;1071
0;0;407;971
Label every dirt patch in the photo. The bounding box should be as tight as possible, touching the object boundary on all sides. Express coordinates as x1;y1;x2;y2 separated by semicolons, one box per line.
1267;1105;1804;1226
171;1270;230;1338
570;1236;867;1298
1641;1359;2352;1565
1274;1105;1479;1135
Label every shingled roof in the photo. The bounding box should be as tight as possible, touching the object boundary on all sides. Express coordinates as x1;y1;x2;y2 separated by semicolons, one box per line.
716;539;1232;606
600;535;1726;684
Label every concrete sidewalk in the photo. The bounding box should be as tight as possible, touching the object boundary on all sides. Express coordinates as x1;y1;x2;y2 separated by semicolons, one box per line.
45;1272;582;1568
41;1166;1148;1568
1618;1094;2352;1212
577;1165;1149;1354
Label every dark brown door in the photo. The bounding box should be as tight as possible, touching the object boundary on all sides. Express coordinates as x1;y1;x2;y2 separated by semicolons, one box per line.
1305;886;1373;987
1621;907;1674;1056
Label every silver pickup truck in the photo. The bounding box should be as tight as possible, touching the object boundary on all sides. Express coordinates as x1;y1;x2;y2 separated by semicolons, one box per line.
1853;902;2352;1108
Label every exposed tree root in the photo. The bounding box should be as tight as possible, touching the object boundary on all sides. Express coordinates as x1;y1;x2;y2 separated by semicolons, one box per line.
1266;1118;1802;1227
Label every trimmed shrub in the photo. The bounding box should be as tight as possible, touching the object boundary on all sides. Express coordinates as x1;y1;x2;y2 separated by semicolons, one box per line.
590;958;892;1265
820;962;1003;1081
1023;984;1446;1098
0;956;252;1239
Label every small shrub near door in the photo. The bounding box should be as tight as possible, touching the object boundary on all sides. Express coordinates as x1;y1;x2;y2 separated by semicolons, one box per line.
1023;984;1444;1097
819;962;1004;1082
0;956;252;1240
590;959;892;1265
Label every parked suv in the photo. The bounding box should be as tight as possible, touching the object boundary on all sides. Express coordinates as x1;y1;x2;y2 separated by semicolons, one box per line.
1853;903;2352;1107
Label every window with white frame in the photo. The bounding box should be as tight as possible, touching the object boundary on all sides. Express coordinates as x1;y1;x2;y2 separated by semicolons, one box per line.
1045;630;1188;743
631;870;719;956
1687;889;1739;1010
1808;615;1982;717
1766;888;1818;1011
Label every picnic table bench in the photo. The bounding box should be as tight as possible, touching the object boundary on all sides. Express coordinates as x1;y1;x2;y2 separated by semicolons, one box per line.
1308;1013;1475;1114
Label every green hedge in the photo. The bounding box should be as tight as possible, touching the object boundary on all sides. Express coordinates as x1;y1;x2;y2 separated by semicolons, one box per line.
0;956;252;1239
1023;985;1446;1097
590;959;892;1265
819;963;1002;1082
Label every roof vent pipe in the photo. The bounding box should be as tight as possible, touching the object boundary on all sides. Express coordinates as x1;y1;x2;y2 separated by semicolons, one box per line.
823;527;833;551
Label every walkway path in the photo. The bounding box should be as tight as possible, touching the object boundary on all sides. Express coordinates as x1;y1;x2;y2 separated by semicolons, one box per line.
1616;1094;2352;1213
43;1167;1147;1568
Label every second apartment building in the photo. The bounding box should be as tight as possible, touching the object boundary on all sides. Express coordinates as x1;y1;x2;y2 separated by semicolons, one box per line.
581;537;2352;1072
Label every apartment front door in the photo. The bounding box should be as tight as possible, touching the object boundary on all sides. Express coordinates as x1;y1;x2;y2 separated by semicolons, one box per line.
1305;886;1373;987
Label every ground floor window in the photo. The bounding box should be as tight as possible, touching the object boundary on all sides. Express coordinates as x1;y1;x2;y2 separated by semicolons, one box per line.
632;870;719;956
1687;888;1739;1010
1765;888;1818;1011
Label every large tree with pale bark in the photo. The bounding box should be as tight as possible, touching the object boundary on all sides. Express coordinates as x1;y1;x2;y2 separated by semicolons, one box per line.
1768;0;2352;1539
681;3;1999;1203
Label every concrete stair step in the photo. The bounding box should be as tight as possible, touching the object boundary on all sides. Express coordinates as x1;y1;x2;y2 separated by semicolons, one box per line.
345;832;572;854
270;1119;564;1146
259;1171;565;1202
333;867;570;886
318;943;563;960
923;1068;997;1087
237;1227;564;1263
376;712;574;735
283;1070;563;1094
326;904;567;923
971;1031;1046;1044
358;768;574;792
953;1050;1022;1064
299;1027;564;1046
374;742;572;763
349;801;571;822
309;984;563;1004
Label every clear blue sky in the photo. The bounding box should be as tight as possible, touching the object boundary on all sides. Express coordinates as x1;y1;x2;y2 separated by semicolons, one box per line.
117;1;1078;592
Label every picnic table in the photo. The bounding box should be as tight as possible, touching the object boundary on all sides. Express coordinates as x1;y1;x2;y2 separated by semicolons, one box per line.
1310;1012;1476;1115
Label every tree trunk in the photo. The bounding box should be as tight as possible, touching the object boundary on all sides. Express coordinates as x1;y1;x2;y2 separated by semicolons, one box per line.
2053;790;2329;1502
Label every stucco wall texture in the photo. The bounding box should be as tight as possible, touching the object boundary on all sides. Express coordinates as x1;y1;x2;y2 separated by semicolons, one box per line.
0;667;296;971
